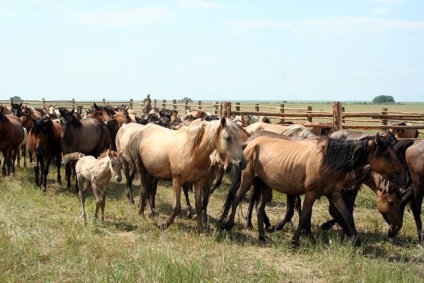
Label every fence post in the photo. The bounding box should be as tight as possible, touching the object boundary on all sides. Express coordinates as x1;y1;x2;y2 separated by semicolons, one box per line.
153;99;157;108
214;102;220;115
255;103;259;112
198;101;202;110
221;102;231;118
381;108;388;126
72;99;76;109
10;97;13;106
172;99;177;111
129;99;133;109
279;103;285;124
185;99;189;110
162;99;167;109
332;101;343;131
235;102;240;112
306;106;312;122
42;98;46;109
102;99;106;106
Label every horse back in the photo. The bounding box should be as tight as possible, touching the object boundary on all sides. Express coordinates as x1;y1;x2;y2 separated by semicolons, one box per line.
244;136;326;195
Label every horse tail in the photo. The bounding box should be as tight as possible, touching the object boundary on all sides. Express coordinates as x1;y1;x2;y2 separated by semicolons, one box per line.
62;152;85;164
219;167;242;222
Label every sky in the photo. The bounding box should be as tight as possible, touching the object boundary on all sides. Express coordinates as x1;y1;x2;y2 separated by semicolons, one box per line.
1;0;423;102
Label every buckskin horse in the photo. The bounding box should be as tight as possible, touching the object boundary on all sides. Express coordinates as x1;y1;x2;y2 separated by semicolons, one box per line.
59;108;110;189
26;116;62;191
219;134;408;246
124;117;246;232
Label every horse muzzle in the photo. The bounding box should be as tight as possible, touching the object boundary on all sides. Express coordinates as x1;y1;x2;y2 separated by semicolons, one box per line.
116;175;122;183
233;157;247;171
388;225;401;238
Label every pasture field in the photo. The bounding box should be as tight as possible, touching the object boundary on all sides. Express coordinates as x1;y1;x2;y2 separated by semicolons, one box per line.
1;162;424;283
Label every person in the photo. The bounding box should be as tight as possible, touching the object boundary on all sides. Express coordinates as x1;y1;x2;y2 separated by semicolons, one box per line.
142;94;152;114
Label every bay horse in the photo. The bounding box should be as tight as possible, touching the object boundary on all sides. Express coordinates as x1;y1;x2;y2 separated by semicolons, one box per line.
376;139;424;242
219;134;408;246
0;109;24;176
126;117;246;232
26;116;62;191
59;108;110;189
73;150;123;223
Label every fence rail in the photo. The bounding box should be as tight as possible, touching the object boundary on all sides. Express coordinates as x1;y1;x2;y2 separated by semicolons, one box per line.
2;98;424;132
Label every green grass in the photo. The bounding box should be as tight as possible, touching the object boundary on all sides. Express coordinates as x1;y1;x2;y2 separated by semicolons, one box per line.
1;163;424;283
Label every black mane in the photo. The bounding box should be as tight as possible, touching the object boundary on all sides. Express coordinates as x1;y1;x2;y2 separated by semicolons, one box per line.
323;135;393;173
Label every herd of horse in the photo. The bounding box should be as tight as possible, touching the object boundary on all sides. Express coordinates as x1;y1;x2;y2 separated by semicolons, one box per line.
0;101;423;248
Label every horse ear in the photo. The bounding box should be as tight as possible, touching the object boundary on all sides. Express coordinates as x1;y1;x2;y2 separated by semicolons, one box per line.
107;148;111;156
220;116;227;128
94;103;99;110
70;109;75;115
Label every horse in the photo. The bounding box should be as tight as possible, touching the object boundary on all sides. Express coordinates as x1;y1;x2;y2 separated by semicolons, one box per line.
59;108;111;189
125;117;246;232
318;130;410;237
375;138;424;242
26;116;63;191
219;133;408;246
391;122;419;138
0;109;24;176
72;150;123;223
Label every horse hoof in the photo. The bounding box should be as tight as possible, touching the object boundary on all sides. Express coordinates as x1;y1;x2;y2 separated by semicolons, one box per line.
266;226;276;233
259;234;270;242
246;223;254;230
291;239;300;249
320;221;334;231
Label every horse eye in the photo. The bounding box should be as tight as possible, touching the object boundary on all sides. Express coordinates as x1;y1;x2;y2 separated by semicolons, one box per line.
224;136;231;141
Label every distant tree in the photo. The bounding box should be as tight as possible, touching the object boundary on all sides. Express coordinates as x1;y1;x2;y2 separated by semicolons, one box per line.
372;95;395;103
178;97;193;102
10;96;23;103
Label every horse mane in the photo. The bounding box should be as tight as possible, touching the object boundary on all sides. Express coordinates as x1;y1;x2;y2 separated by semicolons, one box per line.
66;112;82;127
184;118;241;155
324;135;397;173
30;116;54;138
281;124;315;138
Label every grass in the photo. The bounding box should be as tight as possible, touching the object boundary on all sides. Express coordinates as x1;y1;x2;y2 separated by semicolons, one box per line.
1;163;424;283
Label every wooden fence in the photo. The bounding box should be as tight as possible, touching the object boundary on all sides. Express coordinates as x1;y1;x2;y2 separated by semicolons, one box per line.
2;98;424;132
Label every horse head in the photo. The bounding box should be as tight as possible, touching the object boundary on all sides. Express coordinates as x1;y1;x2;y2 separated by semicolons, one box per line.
365;133;408;188
108;149;123;183
215;117;246;170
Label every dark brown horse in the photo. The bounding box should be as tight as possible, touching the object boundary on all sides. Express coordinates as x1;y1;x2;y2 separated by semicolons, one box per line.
0;109;24;176
26;116;62;191
219;134;408;246
59;108;110;189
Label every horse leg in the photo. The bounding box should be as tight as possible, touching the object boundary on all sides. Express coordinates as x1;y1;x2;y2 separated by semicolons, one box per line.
99;186;108;222
194;180;206;232
77;176;87;223
164;178;182;229
411;184;424;242
183;183;193;218
327;191;360;246
292;193;317;247
55;155;62;185
222;169;254;231
271;194;297;232
123;161;135;204
321;186;359;233
254;178;272;241
65;162;72;189
209;165;224;195
39;157;47;192
92;184;102;221
246;181;260;230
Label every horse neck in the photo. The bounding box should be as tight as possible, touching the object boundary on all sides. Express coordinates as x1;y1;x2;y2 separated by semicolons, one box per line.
96;156;112;179
192;123;220;162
